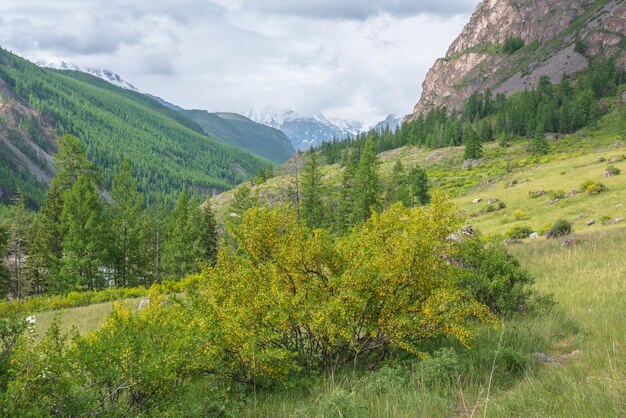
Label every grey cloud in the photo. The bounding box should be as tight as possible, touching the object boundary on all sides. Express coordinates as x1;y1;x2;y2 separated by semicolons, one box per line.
141;53;177;76
248;0;475;20
0;15;143;55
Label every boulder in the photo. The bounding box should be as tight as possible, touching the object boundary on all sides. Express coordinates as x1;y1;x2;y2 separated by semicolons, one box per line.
562;238;579;246
138;299;150;311
471;198;483;204
487;198;499;205
462;159;481;170
586;219;595;226
530;232;539;240
566;190;581;197
608;217;625;225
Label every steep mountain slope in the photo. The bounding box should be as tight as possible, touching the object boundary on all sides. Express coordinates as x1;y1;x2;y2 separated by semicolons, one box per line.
0;48;266;206
406;0;626;120
146;95;294;163
247;110;363;151
181;110;294;163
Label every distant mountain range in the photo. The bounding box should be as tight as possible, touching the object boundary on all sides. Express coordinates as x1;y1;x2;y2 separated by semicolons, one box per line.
246;109;364;151
373;115;403;133
37;62;398;158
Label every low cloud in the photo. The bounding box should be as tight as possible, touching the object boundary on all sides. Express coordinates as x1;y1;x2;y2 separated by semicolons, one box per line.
248;0;475;20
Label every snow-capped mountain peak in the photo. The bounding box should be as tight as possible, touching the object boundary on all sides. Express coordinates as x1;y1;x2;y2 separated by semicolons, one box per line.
37;61;138;91
246;109;364;151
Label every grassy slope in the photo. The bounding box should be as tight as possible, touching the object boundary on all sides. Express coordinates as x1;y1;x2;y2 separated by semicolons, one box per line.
213;107;626;235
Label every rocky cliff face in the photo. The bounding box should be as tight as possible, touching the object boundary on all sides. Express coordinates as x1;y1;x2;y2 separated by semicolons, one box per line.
406;0;626;121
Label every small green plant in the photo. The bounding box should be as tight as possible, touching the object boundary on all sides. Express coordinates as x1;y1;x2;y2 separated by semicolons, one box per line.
548;190;566;200
600;215;612;225
546;219;573;239
580;180;607;195
605;165;621;176
507;225;534;239
528;190;545;199
503;36;525;54
513;210;530;220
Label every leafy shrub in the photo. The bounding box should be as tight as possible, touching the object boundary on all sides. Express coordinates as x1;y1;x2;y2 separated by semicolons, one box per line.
547;219;573;238
454;238;542;316
484;204;497;213
506;225;534;239
0;314;28;391
574;37;587;55
319;388;357;417
528;190;545;199
503;37;525;54
580;180;607;195
605;165;621;176
548;190;566;200
416;348;460;388
600;215;612;225
513;210;530;220
500;347;530;376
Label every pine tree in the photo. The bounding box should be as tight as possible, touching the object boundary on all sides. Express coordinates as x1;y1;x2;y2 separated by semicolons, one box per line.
144;197;169;284
53;134;97;190
7;190;30;299
353;138;381;222
409;166;431;206
60;174;107;291
301;153;325;229
165;191;198;279
0;226;10;298
530;123;549;155
389;160;410;206
230;184;257;216
109;159;144;287
192;196;219;266
463;126;483;160
26;181;64;294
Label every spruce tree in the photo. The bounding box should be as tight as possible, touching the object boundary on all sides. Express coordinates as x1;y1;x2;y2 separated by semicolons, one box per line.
353;138;381;222
7;190;29;299
463;126;483;160
409;166;431;206
27;181;64;293
53;134;97;189
195;197;219;266
144;197;169;284
0;226;10;298
530;124;549;155
389;160;410;206
109;159;144;287
165;191;198;279
60;174;107;291
301;153;325;229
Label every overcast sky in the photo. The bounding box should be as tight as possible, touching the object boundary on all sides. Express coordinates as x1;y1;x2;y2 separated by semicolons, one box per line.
0;1;478;125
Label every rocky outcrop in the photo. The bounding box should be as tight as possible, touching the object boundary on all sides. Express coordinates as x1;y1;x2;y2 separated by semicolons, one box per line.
406;0;626;121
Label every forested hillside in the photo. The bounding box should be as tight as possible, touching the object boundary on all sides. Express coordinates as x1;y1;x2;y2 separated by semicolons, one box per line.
0;48;267;206
180;110;295;163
